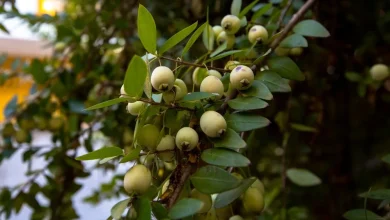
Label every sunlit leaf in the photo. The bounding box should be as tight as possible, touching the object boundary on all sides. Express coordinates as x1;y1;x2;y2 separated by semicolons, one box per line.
159;21;198;54
76;147;123;161
138;4;157;53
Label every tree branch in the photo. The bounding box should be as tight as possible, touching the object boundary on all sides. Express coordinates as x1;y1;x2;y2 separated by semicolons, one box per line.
273;0;294;36
159;56;228;73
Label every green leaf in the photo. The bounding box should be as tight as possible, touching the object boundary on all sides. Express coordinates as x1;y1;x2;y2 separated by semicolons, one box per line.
231;0;242;16
383;154;390;164
201;148;250;167
85;97;130;111
76;147;123;161
279;34;308;48
226;113;270;132
111;198;130;220
228;96;268;111
243;80;273;100
293;19;330;38
214;178;256;208
202;24;214;51
180;92;217;102
286;168;321;187
251;3;272;21
134;197;151;220
152;202;168;219
267;56;305;81
345;72;362;82
138;4;157;53
30;59;48;84
205;50;243;62
190;165;240;194
169;198;204;219
159;22;198;54
239;0;259;18
120;147;141;163
256;70;291;92
290;123;318;133
182;22;207;56
210;42;227;57
240;16;247;27
211;128;246;149
0;23;9;34
343;209;383;220
359;189;390;200
4;95;17;117
124;55;148;98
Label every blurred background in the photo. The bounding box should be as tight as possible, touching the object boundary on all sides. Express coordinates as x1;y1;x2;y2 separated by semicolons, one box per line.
0;0;389;219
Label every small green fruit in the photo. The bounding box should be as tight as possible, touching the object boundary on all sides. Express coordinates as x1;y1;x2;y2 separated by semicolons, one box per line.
230;215;244;220
221;15;241;34
139;154;155;167
200;76;224;100
19;119;35;131
2;123;15;137
34;116;48;130
274;47;290;56
193;67;207;86
248;25;268;44
289;47;303;56
251;178;265;194
191;189;212;213
123;128;134;145
156;135;176;162
126;101;145;116
15;130;28;143
224;61;240;70
217;31;235;49
162;85;182;104
370;64;389;81
208;70;222;79
174;79;188;100
175;127;199;151
212;25;224;39
230;65;254;90
200;111;227;138
242;187;265;214
151;66;175;92
137;124;160;151
123;164;152;194
49;117;64;131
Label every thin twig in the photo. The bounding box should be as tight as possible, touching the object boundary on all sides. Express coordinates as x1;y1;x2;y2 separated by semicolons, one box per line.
273;0;294;36
159;56;228;73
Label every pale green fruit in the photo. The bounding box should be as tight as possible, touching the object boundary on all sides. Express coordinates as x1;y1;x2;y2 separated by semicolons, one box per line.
175;127;199;151
193;67;207;86
274;47;290;56
208;70;222;79
137;124;160;150
248;25;268;44
126;101;144;116
123;164;152;194
215;205;233;219
212;25;224;39
191;189;212;213
230;215;244;220
251;178;265;194
49;117;64;131
174;79;188;100
370;64;389;81
221;15;241;34
289;47;303;56
15;130;28;143
164;161;176;171
162;85;182;104
200;111;227;137
230;65;254;90
231;172;243;180
139;154;155;167
122;128;134;145
151;66;175;92
34;116;48;130
200;76;224;100
224;61;240;70
217;31;235;49
242;187;265;214
156;135;176;162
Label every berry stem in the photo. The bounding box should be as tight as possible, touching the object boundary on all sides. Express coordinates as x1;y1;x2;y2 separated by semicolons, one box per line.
159;56;228;73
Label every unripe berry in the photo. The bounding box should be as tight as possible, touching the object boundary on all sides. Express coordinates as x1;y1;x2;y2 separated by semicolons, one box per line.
174;79;188;100
224;61;240;70
175;127;199;151
126;101;145;116
248;25;268;44
139;154;155;167
192;67;207;86
274;47;290;56
208;70;222;79
251;178;265;194
49;117;64;131
230;65;254;90
370;64;389;81
2;123;15;137
221;15;241;35
15;130;28;143
200;111;227;137
242;187;265;214
200;76;224;100
162;85;182;104
190;189;212;213
230;216;244;220
156;135;175;162
212;25;224;39
217;31;235;49
123;164;152;194
137;124;160;151
289;47;303;56
151;66;175;92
